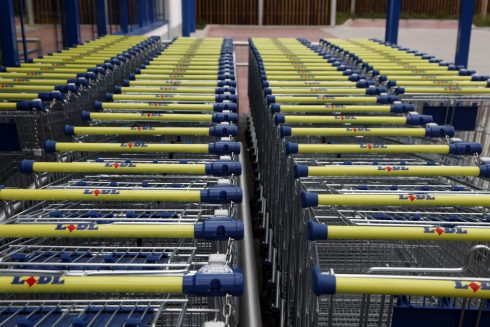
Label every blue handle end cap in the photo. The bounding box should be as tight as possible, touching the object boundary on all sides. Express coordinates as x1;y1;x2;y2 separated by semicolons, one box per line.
81;111;91;121
286;142;298;155
301;191;319;208
44;140;57;153
64;125;75;136
205;161;242;176
279;126;292;137
307;220;328;241
208;142;241;155
19;160;35;174
312;267;336;295
93;101;103;111
274;113;285;124
293;164;308;178
449;142;482;155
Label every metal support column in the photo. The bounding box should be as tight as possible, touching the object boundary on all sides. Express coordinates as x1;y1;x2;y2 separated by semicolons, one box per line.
182;0;191;37
190;0;196;32
119;0;129;34
96;0;107;37
384;0;401;44
0;0;19;66
62;0;81;48
455;0;476;67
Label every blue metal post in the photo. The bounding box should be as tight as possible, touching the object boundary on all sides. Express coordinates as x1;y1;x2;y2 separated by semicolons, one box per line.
191;0;196;32
182;0;191;36
18;0;29;62
455;0;476;67
96;0;107;36
137;0;145;27
62;0;81;48
120;0;129;34
384;0;401;44
0;0;19;66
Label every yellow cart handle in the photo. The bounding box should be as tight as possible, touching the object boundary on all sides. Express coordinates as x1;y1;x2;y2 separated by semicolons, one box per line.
279;126;453;138
307;221;490;241
44;140;241;154
64;125;237;137
312;268;490;298
20;160;242;176
0;272;243;296
276;115;407;125
0;218;243;240
301;192;490;207
85;112;209;122
286;142;481;155
0;186;242;203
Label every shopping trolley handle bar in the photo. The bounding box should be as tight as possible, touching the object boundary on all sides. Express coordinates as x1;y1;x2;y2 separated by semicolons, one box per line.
200;185;243;203
194;218;244;240
183;268;244;296
312;267;336;295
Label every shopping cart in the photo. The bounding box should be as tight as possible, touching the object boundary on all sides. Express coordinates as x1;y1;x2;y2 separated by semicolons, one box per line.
248;36;490;327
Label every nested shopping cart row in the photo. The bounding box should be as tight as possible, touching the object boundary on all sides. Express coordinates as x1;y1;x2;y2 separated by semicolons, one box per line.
0;37;244;326
248;37;490;326
0;35;162;195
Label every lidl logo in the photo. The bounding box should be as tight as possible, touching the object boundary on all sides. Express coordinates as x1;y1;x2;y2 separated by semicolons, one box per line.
11;276;65;287
120;141;148;148
360;144;387;150
334;115;354;120
346;127;370;132
130;126;154;131
55;223;99;232
83;189;120;196
104;162;136;168
423;226;467;236
454;281;490;293
377;166;408;172
399;194;435;202
142;113;162;117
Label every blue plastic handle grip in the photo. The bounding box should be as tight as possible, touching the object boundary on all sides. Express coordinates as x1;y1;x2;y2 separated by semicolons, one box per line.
479;164;490;178
204;161;242;176
44;140;57;153
301;191;319;207
213;103;238;112
212;113;239;123
19;159;35;174
194;217;244;240
81;111;91;121
293;164;309;178
425;126;455;137
312;267;336;295
307;220;328;241
208;142;241;155
209;125;238;137
200;185;243;204
448;142;482;155
64;125;75;136
182;269;244;296
406;114;433;125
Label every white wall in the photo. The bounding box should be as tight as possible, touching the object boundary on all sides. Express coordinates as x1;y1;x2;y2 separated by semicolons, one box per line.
165;0;183;39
